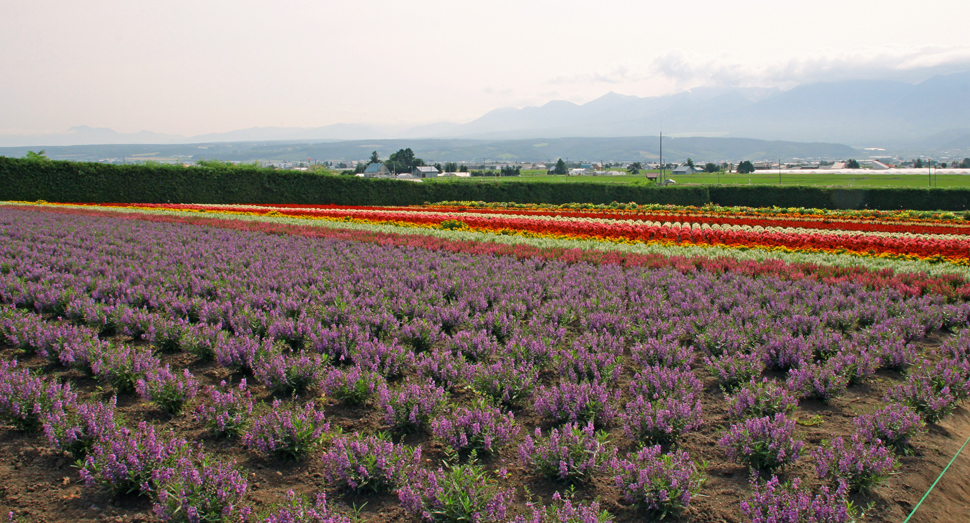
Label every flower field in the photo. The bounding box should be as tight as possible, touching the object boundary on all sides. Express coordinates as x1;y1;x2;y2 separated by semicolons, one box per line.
1;202;970;522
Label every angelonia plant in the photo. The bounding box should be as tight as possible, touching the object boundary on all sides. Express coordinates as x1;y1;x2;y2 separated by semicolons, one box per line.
397;461;515;523
194;379;254;438
726;378;799;419
135;365;200;415
41;397;119;460
718;414;804;473
704;351;766;392
853;404;925;454
471;358;538;406
0;359;77;432
785;361;849;402
885;367;959;423
812;434;896;493
252;490;351;523
79;422;188;496
430;399;519;457
613;445;707;519
377;378;447;434
739;475;855;523
242;400;329;461
319;433;420;493
515;492;614;523
151;451;249;523
533;380;619;427
320;365;384;406
518;421;617;484
90;344;159;395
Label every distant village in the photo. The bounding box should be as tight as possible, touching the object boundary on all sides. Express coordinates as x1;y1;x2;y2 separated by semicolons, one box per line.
86;153;970;177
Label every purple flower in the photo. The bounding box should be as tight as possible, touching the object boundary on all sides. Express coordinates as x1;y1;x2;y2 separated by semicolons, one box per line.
431;400;518;456
854;404;925;453
0;359;77;432
614;445;706;518
136;364;200;414
42;397;118;459
397;462;514;522
320;365;384;406
719;414;804;473
786;361;848;402
377;378;446;433
740;475;855;523
243;400;328;461
253;491;350;523
195;379;254;438
152;450;248;522
319;434;420;493
518;421;617;484
812;434;896;492
533;381;619;427
726;378;799;419
80;422;188;496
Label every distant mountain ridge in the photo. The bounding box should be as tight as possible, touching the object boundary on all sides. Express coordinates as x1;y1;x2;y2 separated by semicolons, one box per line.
428;72;970;145
1;72;967;148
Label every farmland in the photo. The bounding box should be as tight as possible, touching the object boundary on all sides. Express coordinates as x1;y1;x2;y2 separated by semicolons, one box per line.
1;201;970;523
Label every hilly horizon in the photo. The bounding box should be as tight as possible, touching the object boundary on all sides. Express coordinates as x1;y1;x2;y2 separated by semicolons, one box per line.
1;72;968;151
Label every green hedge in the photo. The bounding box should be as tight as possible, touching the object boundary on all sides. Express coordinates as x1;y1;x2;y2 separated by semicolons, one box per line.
708;186;970;211
2;157;969;210
0;157;708;206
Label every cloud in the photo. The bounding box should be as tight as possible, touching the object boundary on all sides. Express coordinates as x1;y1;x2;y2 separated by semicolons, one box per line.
548;46;970;91
548;66;648;85
484;85;514;96
648;46;970;89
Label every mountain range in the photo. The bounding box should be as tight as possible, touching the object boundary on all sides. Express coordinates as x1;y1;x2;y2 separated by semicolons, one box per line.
2;71;968;151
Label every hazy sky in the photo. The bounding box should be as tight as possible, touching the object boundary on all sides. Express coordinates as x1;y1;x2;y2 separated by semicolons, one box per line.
4;0;970;137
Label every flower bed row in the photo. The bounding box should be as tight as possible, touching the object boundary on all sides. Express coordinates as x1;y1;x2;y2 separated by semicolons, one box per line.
7;202;970;300
37;202;970;264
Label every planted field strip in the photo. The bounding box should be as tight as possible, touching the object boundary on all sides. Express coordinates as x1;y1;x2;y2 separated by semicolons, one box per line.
1;206;970;522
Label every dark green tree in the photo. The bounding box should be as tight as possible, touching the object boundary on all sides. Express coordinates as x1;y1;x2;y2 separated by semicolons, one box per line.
846;159;860;169
686;158;695;168
737;160;755;174
369;151;380;165
25;150;50;162
628;162;642;175
551;158;568;175
703;162;720;173
915;158;924;168
443;162;459;172
386;148;425;174
961;158;970;168
459;164;468;172
354;162;367;174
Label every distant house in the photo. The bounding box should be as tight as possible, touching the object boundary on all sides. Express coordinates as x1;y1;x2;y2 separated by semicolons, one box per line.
671;165;695;175
413;166;440;178
362;163;391;178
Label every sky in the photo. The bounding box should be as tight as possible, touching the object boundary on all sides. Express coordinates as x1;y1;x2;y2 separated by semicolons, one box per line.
3;0;970;138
